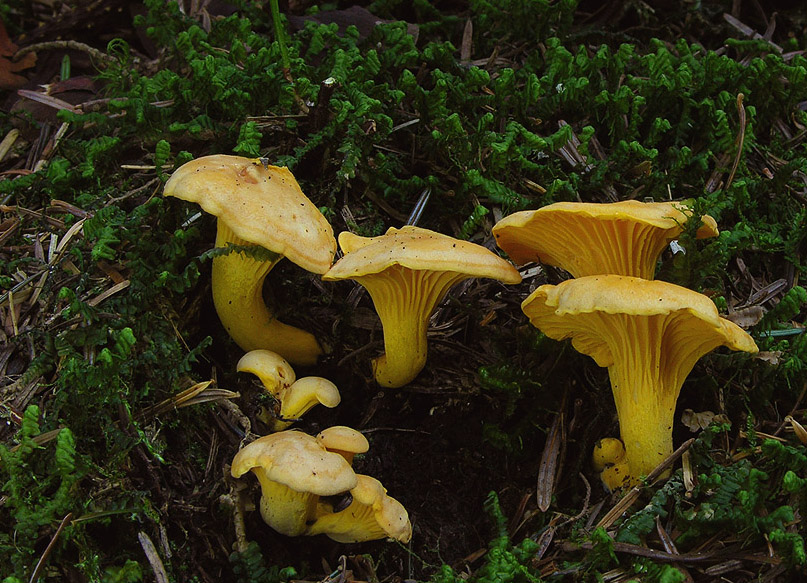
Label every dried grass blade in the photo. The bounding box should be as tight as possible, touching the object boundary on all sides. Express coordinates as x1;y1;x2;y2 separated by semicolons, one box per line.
17;89;79;113
87;280;130;307
138;531;169;583
180;388;240;408
537;411;563;512
136;380;212;421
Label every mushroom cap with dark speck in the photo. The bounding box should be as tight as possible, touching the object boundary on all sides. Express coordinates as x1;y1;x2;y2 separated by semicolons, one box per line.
164;154;336;274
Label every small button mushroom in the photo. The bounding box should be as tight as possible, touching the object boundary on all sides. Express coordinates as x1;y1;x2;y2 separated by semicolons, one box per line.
237;350;340;431
274;377;341;431
316;426;370;465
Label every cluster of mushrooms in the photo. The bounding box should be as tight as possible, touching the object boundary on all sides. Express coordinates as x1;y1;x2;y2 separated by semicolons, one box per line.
493;202;758;488
163;154;758;543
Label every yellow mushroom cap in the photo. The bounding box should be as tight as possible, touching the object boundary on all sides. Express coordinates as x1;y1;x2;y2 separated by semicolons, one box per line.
316;426;370;464
163;154;336;274
492;200;719;279
326;226;523;283
307;474;412;543
273;377;341;431
601;459;631;493
522;275;757;482
522;275;757;366
237;349;296;398
231;431;358;536
322;226;521;387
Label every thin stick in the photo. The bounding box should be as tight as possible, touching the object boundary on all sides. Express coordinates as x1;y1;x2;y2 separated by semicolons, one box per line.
597;438;695;530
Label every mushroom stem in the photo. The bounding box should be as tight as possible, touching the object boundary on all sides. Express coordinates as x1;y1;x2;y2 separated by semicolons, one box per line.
366;266;464;388
609;360;677;482
252;466;317;536
604;312;735;483
212;221;324;366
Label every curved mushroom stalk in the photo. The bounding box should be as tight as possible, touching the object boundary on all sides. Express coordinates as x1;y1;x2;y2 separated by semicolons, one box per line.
523;275;757;485
213;221;323;366
363;266;471;388
163;155;336;367
492;200;718;279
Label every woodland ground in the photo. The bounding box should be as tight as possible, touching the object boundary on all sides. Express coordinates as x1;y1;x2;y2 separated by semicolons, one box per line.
1;1;807;582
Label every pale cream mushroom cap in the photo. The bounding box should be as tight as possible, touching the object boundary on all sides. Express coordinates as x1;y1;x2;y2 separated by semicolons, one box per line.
231;431;358;536
231;431;356;494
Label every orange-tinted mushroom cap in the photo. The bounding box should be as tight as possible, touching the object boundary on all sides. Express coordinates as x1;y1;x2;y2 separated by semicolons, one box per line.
522;275;757;483
323;226;521;387
492;200;718;279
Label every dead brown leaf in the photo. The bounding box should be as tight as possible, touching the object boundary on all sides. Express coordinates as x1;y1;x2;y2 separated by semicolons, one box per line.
0;20;36;90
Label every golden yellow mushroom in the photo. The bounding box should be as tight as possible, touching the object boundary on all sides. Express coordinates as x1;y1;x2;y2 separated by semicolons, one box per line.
592;437;630;492
274;377;341;431
164;155;336;366
522;275;757;484
306;474;412;543
592;437;626;472
316;426;369;465
323;226;522;388
230;431;357;536
237;350;340;431
492;200;718;279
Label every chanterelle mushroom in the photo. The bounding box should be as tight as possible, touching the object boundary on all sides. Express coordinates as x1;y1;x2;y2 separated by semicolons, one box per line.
237;350;340;431
164;155;336;366
230;431;357;536
522;274;757;484
316;426;369;465
592;437;630;492
322;226;522;388
492;200;718;279
306;474;412;543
